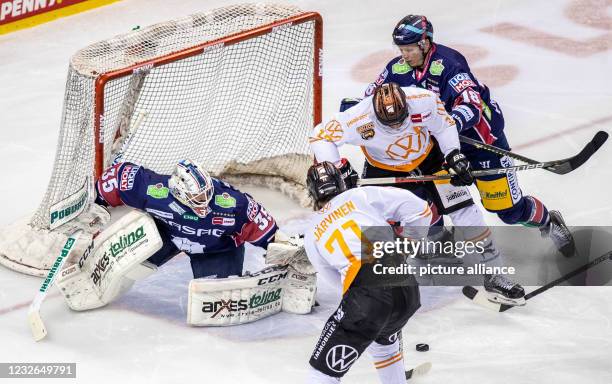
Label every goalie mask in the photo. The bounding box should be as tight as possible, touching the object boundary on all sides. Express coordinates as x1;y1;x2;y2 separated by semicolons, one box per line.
169;159;214;217
306;162;347;210
373;82;409;128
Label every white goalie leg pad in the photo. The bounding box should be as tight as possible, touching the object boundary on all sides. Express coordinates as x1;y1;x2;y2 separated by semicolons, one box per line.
281;265;316;314
188;265;289;326
56;210;162;311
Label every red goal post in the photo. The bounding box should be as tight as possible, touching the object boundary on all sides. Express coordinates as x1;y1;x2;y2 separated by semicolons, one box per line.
0;4;322;276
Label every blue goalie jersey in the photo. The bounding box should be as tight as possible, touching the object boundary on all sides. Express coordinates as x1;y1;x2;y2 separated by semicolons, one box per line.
95;162;278;255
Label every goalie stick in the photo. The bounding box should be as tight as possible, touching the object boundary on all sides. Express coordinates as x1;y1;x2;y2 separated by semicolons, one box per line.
462;250;612;313
459;130;608;175
405;362;432;381
28;230;83;341
357;130;608;186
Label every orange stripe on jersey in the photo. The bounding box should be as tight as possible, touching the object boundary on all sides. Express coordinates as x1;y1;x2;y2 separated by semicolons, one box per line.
360;140;432;172
342;256;362;294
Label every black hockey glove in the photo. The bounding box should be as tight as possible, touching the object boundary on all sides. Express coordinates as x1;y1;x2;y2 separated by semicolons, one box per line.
444;149;474;186
338;158;359;189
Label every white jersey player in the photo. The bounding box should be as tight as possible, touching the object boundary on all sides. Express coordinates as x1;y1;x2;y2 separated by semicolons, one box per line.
304;161;429;384
309;83;526;306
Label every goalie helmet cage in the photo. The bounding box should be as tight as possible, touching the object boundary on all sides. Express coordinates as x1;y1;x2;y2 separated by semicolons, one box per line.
0;3;322;276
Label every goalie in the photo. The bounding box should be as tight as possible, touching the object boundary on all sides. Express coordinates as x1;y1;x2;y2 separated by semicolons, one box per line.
55;159;316;326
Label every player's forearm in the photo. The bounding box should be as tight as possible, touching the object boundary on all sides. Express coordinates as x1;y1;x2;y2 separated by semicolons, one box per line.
431;124;460;156
450;103;482;132
310;139;342;164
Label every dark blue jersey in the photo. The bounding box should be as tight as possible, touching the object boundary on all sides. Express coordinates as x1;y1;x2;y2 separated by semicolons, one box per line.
95;162;277;255
365;43;504;145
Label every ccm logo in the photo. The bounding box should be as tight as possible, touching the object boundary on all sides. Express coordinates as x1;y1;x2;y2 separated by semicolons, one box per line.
257;272;288;285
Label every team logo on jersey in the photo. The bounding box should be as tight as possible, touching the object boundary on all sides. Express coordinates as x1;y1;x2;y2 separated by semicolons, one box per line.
385;128;428;161
169;201;187;215
357;122;375;140
309;120;344;143
392;61;411;75
120;165;140;191
326;345;359;373
429;59;445;76
214;193;236;208
211;217;235;226
147;184;169;199
449;72;477;93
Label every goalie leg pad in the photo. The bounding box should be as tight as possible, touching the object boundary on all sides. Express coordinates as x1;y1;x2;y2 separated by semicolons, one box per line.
56;210;162;311
188;265;289;326
282;266;316;314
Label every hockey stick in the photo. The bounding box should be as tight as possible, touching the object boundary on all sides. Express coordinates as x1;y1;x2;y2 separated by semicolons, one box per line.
405;362;432;381
358;131;608;186
459;130;608;175
112;110;148;165
28;230;83;341
462;250;612;312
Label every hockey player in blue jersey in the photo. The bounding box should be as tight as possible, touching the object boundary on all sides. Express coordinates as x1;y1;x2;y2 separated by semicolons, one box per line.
359;15;575;256
95;159;278;279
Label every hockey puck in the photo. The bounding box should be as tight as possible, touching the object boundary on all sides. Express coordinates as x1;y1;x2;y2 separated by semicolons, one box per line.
415;343;429;352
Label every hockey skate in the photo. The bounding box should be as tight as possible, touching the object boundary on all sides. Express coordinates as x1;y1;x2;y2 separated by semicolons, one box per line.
483;274;526;306
541;210;576;257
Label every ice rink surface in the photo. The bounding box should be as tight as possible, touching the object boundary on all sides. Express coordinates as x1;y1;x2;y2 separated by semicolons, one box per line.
1;0;612;383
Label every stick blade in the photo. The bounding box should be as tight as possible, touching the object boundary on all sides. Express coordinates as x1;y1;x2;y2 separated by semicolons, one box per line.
28;310;47;341
461;286;503;312
547;130;609;174
405;362;432;380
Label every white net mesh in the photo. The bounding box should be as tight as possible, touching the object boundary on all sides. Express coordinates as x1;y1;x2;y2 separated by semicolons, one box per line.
0;4;320;275
31;3;318;230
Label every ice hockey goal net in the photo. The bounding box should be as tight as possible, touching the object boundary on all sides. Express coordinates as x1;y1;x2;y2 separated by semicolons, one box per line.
0;3;322;276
